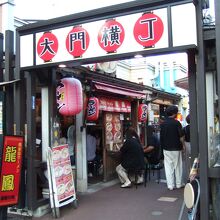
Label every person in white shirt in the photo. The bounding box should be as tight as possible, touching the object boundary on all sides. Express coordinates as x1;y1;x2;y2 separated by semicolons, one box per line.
86;129;100;177
86;132;97;161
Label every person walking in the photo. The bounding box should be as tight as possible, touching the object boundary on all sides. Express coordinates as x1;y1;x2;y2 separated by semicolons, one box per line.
116;127;145;188
160;105;185;190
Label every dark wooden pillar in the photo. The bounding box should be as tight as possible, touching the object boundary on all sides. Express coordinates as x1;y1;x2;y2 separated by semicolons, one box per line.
5;30;14;135
26;71;38;210
131;100;138;129
187;50;199;163
195;1;209;219
0;33;3;82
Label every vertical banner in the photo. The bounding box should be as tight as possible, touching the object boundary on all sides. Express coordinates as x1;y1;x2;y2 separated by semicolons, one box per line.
0;136;24;206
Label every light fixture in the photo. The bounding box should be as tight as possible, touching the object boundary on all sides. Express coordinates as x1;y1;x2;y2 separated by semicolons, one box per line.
58;64;67;68
134;54;143;59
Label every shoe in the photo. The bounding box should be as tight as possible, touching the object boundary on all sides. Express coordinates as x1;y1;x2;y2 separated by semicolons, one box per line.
121;181;131;188
98;165;103;175
136;177;144;184
168;187;174;190
176;184;185;189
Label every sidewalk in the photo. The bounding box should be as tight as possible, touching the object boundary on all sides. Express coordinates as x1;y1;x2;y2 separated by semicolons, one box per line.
31;175;187;220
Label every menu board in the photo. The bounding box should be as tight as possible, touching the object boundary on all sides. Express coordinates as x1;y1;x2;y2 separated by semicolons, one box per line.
105;113;123;151
48;144;76;210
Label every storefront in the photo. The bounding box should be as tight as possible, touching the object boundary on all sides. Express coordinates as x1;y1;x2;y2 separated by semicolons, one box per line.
84;79;146;182
9;0;202;217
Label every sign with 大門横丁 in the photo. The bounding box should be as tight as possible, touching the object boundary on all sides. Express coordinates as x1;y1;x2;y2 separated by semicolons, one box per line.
19;3;197;68
0;136;24;206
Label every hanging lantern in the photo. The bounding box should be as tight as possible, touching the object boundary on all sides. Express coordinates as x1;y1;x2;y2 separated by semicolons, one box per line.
138;104;148;122
56;78;83;116
87;97;100;121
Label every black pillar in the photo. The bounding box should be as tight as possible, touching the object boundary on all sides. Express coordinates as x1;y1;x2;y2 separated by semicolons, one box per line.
5;30;14;135
187;50;199;163
0;33;3;82
195;1;209;219
26;71;37;210
0;33;7;220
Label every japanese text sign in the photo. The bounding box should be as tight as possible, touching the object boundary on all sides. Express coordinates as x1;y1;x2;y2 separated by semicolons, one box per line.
20;3;197;67
0;136;24;206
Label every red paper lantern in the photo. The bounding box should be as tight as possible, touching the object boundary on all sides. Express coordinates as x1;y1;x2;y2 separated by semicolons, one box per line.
87;97;100;121
138;104;148;122
56;78;83;116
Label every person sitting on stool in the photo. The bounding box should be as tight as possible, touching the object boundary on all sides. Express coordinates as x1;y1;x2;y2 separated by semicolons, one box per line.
116;127;145;188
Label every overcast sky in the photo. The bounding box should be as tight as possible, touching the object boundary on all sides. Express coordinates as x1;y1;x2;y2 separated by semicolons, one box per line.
14;0;134;20
14;0;215;20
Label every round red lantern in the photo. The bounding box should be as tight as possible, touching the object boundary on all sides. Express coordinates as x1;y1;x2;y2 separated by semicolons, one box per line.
138;104;148;122
87;97;100;121
56;78;83;116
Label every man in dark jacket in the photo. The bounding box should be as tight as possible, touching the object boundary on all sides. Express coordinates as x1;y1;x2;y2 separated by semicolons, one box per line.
160;105;185;190
116;127;145;188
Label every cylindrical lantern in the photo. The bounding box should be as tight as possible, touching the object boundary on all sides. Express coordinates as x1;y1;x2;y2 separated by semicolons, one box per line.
56;78;83;116
87;97;100;121
138;104;148;122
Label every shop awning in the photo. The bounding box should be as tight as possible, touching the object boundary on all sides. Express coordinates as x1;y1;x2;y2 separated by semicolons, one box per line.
174;77;189;90
152;98;174;106
93;81;146;99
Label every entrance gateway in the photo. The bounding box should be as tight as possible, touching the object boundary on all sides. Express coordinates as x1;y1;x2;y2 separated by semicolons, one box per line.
12;0;209;219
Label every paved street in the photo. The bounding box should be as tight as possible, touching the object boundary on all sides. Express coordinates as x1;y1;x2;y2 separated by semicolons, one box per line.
28;175;188;220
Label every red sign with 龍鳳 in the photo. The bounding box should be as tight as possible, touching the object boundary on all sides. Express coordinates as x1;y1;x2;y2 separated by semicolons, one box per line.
0;136;24;206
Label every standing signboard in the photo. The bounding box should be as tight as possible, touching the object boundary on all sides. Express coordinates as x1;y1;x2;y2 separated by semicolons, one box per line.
47;144;77;218
0;135;24;206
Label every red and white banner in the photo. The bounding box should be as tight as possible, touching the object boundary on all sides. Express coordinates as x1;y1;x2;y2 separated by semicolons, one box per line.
0;136;24;206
